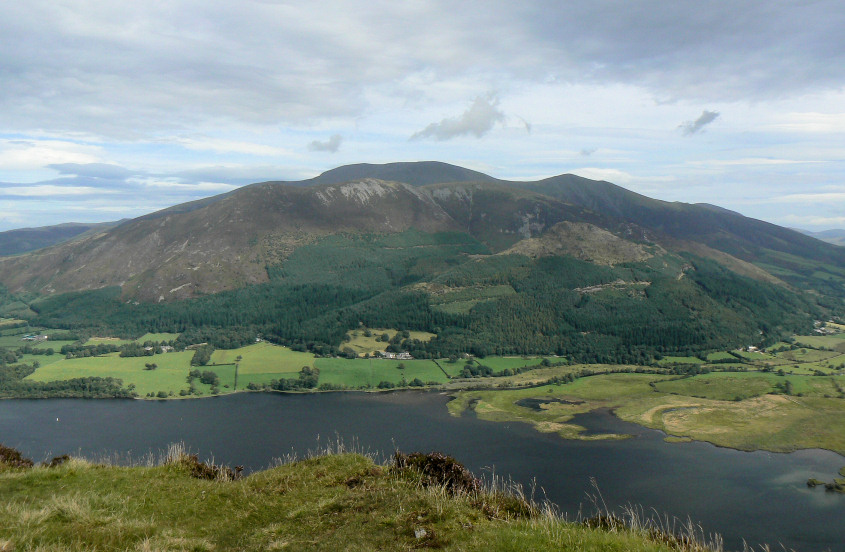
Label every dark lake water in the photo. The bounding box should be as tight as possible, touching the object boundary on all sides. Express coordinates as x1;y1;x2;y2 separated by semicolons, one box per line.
1;391;843;552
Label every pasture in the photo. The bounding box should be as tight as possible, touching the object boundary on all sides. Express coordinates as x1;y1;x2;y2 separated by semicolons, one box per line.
471;356;555;373
657;355;704;365
24;351;234;397
136;332;181;343
84;337;135;346
314;357;449;388
210;342;313;389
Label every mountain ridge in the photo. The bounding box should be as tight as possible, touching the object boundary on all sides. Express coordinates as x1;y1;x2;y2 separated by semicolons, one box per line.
0;162;841;303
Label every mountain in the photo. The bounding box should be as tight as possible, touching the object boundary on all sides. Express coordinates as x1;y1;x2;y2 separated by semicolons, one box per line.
301;163;845;287
0;221;124;257
796;228;845;247
0;161;839;360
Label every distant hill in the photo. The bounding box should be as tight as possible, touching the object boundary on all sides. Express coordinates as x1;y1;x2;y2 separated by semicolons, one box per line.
796;228;845;246
0;221;124;257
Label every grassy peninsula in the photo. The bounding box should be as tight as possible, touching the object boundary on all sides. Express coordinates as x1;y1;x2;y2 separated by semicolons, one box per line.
448;370;845;455
0;446;717;552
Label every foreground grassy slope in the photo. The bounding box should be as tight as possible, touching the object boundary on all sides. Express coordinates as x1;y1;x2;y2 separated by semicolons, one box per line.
0;451;708;552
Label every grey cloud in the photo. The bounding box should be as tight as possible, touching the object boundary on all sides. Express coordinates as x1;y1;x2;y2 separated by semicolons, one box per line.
48;163;135;180
308;134;343;153
411;95;505;141
680;111;720;136
0;1;843;141
523;1;845;100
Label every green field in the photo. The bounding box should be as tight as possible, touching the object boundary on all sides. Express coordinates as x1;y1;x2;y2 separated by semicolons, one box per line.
314;357;449;387
84;337;135;346
0;338;76;351
655;372;845;399
654;373;777;401
705;351;736;361
470;356;555;373
25;352;234;397
0;334;37;348
211;342;313;388
79;333;179;346
18;353;65;367
135;332;181;343
657;355;704;365
773;347;842;363
793;334;845;351
22;341;457;396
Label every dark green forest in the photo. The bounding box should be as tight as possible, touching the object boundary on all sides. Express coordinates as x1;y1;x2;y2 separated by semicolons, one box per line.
11;231;821;364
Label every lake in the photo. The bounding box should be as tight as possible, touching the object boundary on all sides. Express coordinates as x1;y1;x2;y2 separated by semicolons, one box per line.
1;391;843;551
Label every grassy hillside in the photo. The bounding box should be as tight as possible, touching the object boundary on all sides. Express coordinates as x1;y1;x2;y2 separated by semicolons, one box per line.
0;446;718;552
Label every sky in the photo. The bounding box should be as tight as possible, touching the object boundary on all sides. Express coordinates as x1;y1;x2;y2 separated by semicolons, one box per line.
1;1;844;232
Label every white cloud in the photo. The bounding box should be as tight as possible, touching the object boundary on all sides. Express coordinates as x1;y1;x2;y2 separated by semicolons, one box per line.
0;140;102;170
411;94;505;141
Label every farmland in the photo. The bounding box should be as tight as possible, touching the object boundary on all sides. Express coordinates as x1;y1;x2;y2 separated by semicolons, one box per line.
314;357;451;387
25;352;238;397
5;319;845;455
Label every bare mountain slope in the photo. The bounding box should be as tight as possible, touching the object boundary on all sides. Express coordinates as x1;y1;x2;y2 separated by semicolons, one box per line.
0;180;462;301
501;221;661;265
